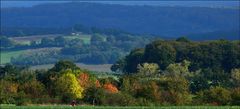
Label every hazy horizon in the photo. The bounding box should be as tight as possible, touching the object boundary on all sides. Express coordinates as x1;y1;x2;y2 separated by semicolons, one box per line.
1;1;240;8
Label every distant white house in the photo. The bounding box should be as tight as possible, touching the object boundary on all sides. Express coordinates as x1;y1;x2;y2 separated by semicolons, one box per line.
71;32;83;36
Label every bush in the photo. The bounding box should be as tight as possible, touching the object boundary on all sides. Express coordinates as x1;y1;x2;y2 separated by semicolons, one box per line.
101;92;136;106
231;88;240;105
160;76;192;105
135;98;154;106
0;80;18;104
83;86;136;106
15;91;31;106
200;86;232;105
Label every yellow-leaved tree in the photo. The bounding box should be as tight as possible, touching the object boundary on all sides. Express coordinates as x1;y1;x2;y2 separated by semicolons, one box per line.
55;71;83;102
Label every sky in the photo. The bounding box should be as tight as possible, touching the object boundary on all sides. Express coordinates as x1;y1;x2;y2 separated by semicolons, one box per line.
1;1;240;8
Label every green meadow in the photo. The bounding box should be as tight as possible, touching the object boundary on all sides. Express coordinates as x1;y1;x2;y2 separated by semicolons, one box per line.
64;35;91;44
0;50;25;64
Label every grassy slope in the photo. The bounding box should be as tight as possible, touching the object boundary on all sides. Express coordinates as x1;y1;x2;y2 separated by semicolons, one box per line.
0;50;25;64
64;35;91;44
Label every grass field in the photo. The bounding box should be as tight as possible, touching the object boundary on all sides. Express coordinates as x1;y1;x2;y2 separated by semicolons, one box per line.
0;50;25;64
1;105;240;109
64;35;91;44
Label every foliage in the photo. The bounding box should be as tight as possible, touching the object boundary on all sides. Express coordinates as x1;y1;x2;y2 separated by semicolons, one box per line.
144;41;176;70
100;92;136;106
231;68;240;87
198;86;232;105
11;48;60;65
111;58;126;73
176;37;190;43
103;83;119;94
124;48;145;73
137;63;160;77
113;40;240;74
1;52;240;106
78;73;91;88
55;72;84;102
0;80;18;104
161;76;192;105
164;60;191;77
231;88;240;105
18;79;49;104
50;60;79;72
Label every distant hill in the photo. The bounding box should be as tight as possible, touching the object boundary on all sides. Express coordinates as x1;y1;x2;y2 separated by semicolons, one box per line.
1;2;239;39
187;30;240;41
1;1;239;8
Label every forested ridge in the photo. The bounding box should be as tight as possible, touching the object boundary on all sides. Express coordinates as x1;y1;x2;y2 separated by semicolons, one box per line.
112;38;240;73
1;2;239;39
1;1;240;107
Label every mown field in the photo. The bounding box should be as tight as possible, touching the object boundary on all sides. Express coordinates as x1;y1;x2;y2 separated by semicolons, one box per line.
0;50;25;64
64;35;91;44
1;105;240;109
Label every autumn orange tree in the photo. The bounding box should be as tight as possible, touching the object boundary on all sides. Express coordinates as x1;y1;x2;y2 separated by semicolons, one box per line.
78;72;99;88
78;73;90;88
103;83;119;93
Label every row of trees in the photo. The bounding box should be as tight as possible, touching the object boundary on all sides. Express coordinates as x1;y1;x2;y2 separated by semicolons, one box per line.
10;33;153;65
0;61;120;105
112;38;240;73
1;38;240;106
1;60;239;106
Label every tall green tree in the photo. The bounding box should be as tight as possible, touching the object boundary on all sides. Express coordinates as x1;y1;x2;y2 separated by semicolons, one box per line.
231;68;240;87
50;60;79;72
125;48;145;73
144;40;176;70
137;63;160;77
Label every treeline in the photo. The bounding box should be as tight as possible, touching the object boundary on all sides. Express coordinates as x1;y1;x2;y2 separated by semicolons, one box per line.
107;38;240;105
1;33;153;65
0;60;239;106
112;38;240;73
1;24;133;37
